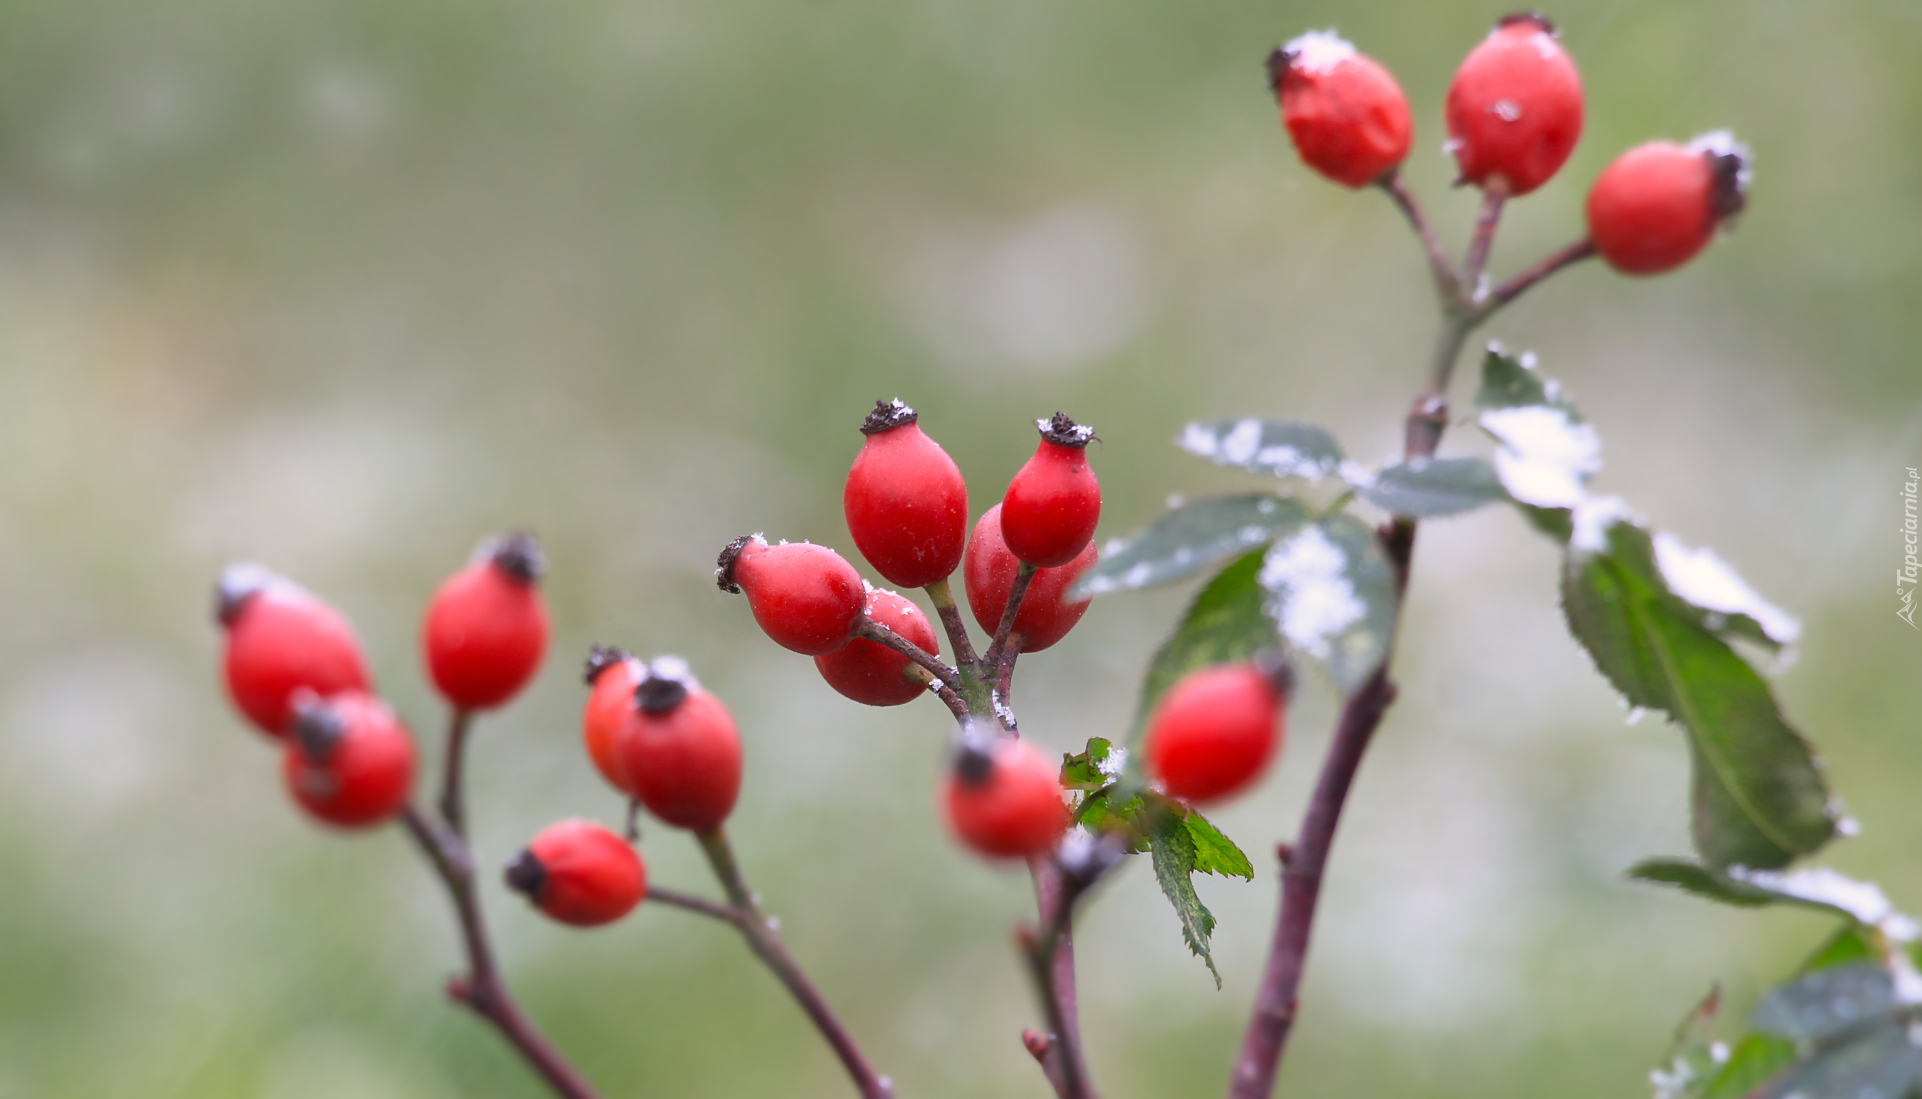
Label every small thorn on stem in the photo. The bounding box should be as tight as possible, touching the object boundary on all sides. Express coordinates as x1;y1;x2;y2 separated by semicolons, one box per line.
1022;1028;1053;1061
445;975;474;1004
1276;842;1295;867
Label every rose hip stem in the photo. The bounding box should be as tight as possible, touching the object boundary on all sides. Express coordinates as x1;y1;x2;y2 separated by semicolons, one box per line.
688;827;896;1099
402;796;605;1099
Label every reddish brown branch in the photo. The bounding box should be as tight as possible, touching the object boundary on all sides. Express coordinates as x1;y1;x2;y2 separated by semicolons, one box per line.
695;827;894;1099
1483;238;1597;314
402;805;605;1099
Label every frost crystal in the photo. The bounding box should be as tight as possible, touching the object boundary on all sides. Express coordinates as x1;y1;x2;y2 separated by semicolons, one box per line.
1728;866;1915;938
1652;532;1801;645
1481;405;1601;508
1260;527;1364;658
1282;30;1356;75
1097;746;1128;779
1220;419;1262;465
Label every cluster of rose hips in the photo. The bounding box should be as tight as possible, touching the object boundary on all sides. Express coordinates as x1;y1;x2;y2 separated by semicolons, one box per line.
216;534;646;928
715;399;1293;859
1272;14;1747;274
213;403;1297;944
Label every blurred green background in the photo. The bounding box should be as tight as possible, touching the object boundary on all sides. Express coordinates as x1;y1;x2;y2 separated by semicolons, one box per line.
0;0;1917;1095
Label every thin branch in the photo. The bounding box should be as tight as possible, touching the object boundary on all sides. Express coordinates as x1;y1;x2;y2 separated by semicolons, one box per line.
1462;191;1507;302
695;827;894;1099
1226;668;1398;1099
991;651;1020;733
645;885;742;925
1022;859;1097;1099
983;562;1037;671
910;668;971;719
438;708;475;835
402;806;605;1099
1376;172;1463;306
923;577;979;671
1481;238;1597;315
855;616;958;686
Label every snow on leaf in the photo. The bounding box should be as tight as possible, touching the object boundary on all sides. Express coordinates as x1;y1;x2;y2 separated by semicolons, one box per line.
1481;404;1601;508
1260;526;1363;658
1653;533;1801;647
1176;419;1344;480
1259;516;1395;694
1727;867;1916;940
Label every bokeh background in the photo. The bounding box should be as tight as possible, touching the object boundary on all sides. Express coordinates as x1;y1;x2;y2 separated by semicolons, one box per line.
0;0;1917;1095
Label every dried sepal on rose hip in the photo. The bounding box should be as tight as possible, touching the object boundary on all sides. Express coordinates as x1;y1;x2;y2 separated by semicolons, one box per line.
844;399;969;590
1143;654;1292;805
422;531;551;711
282;689;416;828
1444;13;1584;197
1000;413;1101;569
505;819;646;928
941;726;1070;860
216;563;372;739
963;503;1094;654
717;535;866;655
815;586;941;707
615;657;743;832
1267;30;1413;188
582;645;644;794
1587;131;1750;276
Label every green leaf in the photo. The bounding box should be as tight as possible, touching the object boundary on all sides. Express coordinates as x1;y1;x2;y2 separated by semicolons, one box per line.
1353;457;1508;518
1746;1020;1922;1099
1564;522;1834;869
1176;419;1344;479
1149;808;1222;987
1130;550;1278;741
1700;1035;1797;1099
1627;860;1890;924
1750;964;1896;1044
1629;859;1784;908
1474;346;1574;414
1060;737;1117;791
1074;788;1151;852
1261;514;1398;696
1074;494;1310;598
1803;925;1884;973
1185;811;1254;880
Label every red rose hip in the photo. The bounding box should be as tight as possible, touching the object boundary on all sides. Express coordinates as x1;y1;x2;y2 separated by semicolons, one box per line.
844;399;969;589
1144;661;1290;804
282;690;416;828
942;734;1069;859
717;536;866;655
616;658;743;832
582;646;643;794
1444;14;1583;196
963;504;1094;654
422;532;550;711
217;564;372;738
815;587;941;707
1268;31;1413;188
505;819;646;928
1000;413;1101;569
1587;133;1749;276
